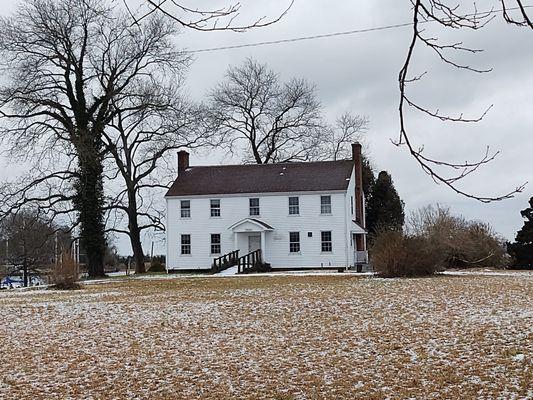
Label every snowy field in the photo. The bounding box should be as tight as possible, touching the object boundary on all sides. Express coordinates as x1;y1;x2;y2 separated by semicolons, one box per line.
0;273;531;399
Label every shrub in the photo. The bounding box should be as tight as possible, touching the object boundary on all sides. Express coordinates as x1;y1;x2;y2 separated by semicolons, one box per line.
49;252;81;290
453;221;508;268
371;205;508;277
409;205;508;269
370;230;443;277
148;256;166;272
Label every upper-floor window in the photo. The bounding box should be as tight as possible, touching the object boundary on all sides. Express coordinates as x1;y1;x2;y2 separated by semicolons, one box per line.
210;199;221;217
180;200;191;218
249;198;260;216
181;234;191;255
289;196;299;215
321;195;332;214
210;234;221;255
351;196;354;215
321;231;332;253
289;232;300;253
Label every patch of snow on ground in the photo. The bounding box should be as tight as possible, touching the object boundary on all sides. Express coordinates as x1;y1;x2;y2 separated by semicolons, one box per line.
215;265;239;276
441;270;533;277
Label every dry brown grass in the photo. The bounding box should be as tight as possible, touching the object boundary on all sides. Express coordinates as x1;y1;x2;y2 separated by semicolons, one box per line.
0;273;531;399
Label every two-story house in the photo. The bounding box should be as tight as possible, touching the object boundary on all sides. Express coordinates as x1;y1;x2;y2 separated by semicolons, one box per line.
165;143;367;272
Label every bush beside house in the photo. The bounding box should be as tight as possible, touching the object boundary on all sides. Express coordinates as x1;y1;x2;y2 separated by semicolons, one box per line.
370;205;508;277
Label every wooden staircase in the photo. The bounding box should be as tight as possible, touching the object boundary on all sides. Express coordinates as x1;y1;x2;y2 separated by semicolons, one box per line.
211;250;240;274
237;249;271;274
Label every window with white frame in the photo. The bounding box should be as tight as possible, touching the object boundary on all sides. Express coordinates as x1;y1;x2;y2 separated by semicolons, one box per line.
180;200;191;218
210;234;221;255
321;195;332;214
289;232;300;253
351;196;354;215
321;231;332;252
249;198;260;216
288;196;299;215
181;234;191;255
210;199;221;217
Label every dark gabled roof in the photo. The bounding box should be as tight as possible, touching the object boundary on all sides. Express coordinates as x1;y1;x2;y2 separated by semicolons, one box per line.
249;218;275;230
165;160;354;197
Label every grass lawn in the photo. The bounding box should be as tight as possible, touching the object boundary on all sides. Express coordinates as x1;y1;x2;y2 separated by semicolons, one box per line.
0;273;531;399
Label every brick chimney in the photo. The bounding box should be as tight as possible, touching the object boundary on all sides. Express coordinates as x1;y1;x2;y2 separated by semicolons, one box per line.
352;142;365;228
177;150;189;174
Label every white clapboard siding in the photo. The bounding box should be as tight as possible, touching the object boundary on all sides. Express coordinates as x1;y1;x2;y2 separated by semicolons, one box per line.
166;166;361;271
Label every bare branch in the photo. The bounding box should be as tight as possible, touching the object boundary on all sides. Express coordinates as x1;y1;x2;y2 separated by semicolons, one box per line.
123;0;294;32
397;0;528;202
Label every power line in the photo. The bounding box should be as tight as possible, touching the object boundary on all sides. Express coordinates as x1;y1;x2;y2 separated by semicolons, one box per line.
189;22;414;54
187;5;533;54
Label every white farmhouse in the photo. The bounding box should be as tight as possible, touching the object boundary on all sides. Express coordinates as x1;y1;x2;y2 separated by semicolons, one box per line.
165;143;367;272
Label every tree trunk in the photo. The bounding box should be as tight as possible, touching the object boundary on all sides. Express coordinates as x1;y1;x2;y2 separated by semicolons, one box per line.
74;134;106;278
128;202;146;274
130;228;146;274
22;261;28;288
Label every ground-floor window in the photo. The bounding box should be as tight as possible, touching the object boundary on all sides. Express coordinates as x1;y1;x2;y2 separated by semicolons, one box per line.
211;234;221;255
181;234;191;255
321;231;332;252
289;232;300;253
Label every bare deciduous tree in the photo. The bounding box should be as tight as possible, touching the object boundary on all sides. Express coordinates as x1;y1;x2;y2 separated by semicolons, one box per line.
319;113;369;161
102;82;208;274
208;60;376;196
0;0;184;277
0;209;71;287
208;58;325;164
317;112;376;198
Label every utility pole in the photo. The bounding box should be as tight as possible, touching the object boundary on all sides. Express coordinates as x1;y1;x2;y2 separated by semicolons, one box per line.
54;232;58;268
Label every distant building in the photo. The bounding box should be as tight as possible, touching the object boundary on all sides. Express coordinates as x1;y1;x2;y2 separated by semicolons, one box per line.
165;144;367;272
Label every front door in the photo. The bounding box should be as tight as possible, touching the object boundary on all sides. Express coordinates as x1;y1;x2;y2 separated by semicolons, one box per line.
248;235;261;253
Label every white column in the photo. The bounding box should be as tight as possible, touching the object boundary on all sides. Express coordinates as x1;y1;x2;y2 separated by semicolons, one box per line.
260;231;266;261
234;232;238;252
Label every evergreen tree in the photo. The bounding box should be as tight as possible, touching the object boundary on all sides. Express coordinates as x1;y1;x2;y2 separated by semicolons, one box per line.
507;197;533;268
361;156;375;201
366;171;405;235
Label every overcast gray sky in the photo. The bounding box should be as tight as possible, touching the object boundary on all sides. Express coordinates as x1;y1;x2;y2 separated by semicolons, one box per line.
1;0;531;255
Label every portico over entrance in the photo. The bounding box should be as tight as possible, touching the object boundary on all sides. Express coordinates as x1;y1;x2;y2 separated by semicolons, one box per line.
228;218;274;259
